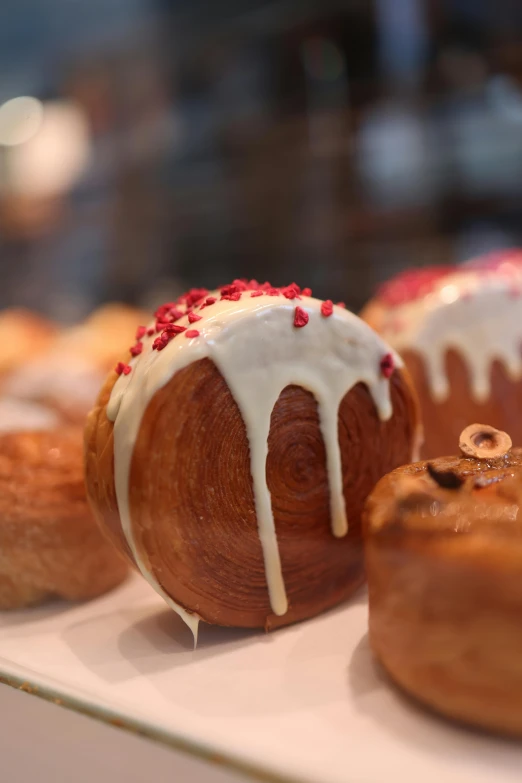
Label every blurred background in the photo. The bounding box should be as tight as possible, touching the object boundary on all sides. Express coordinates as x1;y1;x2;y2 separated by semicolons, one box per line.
2;0;522;320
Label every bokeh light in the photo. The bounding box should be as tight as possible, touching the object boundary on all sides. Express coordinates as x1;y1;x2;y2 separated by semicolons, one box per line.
0;97;44;147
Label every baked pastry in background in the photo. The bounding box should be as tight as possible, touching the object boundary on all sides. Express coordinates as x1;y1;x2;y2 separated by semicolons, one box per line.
364;423;522;737
0;308;57;377
361;250;522;458
85;280;420;639
58;303;150;372
0;398;60;433
2;303;148;424
0;428;128;609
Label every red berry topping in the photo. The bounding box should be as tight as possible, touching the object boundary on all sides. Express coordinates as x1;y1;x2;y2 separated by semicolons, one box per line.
321;300;333;317
169;308;184;322
148;282;318;340
163;324;186;334
281;285;299;300
135;325;146;340
154;302;177;319
181;288;209;309
377;266;455;308
115;362;131;376
221;291;242;301
130;341;143;356
294;306;309;328
152;335;168;351
219;283;241;297
380;353;395;379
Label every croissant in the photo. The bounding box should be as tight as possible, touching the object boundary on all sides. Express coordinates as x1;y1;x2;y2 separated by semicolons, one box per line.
85;281;420;637
361;250;522;459
364;424;522;736
0;428;127;609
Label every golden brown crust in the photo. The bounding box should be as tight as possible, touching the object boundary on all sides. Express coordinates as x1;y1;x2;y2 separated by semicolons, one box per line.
85;358;419;629
84;374;133;561
364;450;522;736
0;428;127;609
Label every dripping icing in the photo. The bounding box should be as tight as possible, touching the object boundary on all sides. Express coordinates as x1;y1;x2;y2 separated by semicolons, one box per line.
108;292;401;636
379;262;522;404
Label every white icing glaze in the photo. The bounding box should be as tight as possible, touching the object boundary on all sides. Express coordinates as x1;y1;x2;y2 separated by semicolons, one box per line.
107;292;402;637
379;264;522;404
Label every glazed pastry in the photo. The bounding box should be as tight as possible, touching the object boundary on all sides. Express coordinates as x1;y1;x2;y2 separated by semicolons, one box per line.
364;423;522;736
0;428;127;609
85;280;420;638
361;249;522;458
2;303;148;424
0;308;57;377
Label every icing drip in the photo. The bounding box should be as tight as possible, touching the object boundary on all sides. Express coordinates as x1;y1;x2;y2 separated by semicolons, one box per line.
379;256;522;404
107;292;401;636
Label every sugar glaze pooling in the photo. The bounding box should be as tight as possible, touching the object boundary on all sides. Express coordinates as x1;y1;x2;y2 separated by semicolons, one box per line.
108;285;401;640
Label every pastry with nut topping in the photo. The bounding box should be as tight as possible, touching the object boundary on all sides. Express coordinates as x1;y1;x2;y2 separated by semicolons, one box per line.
364;424;522;736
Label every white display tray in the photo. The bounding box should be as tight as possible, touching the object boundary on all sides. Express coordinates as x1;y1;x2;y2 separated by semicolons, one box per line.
1;574;520;783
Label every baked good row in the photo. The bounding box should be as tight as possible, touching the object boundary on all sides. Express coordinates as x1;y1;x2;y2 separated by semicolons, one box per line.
3;267;522;740
4;247;521;455
1;284;420;621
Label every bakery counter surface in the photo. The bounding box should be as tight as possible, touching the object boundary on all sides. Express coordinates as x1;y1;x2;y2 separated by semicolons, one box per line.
0;574;520;783
0;684;244;783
